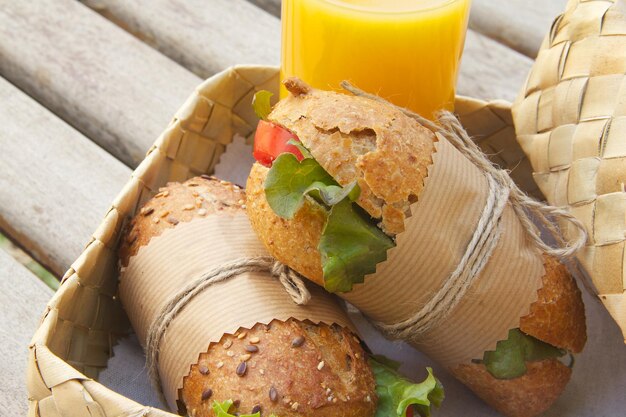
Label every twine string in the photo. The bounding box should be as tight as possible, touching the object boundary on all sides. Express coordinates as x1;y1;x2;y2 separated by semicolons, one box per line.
340;81;588;340
145;256;310;403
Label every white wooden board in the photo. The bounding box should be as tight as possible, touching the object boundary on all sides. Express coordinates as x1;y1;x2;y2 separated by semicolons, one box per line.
0;0;201;167
470;0;569;58
0;77;131;276
82;0;280;78
0;249;53;417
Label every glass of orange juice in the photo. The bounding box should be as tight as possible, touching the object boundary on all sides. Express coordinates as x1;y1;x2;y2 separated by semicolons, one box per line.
281;0;471;118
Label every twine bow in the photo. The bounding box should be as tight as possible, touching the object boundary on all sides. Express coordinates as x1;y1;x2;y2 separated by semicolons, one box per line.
145;256;310;403
341;81;588;340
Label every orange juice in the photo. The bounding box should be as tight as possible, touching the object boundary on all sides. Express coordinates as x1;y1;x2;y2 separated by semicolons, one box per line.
281;0;471;118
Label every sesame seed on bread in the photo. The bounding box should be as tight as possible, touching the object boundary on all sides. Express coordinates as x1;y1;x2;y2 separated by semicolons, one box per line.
245;80;587;417
119;176;377;417
246;150;586;417
182;320;376;417
119;176;245;267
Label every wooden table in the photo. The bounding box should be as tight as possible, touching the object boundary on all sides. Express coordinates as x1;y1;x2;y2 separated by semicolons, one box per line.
0;0;567;415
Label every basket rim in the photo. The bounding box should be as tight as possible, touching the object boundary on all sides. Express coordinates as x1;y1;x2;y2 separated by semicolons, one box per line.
27;64;523;416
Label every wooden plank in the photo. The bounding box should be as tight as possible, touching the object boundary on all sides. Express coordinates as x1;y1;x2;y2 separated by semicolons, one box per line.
0;0;201;168
0;77;131;276
83;0;532;105
248;0;281;17
82;0;280;78
458;29;531;102
470;0;568;58
0;249;53;416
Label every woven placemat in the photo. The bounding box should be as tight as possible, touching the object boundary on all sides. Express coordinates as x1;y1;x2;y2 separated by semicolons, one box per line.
513;0;626;339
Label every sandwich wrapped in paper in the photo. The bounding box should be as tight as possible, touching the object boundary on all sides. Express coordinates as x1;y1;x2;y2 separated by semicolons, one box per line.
513;0;626;340
246;78;587;417
118;176;443;417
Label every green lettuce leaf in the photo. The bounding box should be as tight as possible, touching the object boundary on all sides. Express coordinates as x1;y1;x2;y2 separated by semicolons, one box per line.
264;152;360;215
264;152;394;293
370;356;444;417
320;199;395;293
265;153;341;218
482;329;566;379
287;139;313;159
212;400;277;417
252;90;273;120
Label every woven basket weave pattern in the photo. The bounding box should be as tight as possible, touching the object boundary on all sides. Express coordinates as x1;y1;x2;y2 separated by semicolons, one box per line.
27;65;533;416
513;0;626;336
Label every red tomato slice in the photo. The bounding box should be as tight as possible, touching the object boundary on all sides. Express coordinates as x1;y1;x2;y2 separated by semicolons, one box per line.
406;406;415;417
253;120;304;167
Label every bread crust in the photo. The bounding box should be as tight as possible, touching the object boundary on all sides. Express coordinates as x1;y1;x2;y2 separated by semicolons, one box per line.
247;162;326;286
247;161;585;417
246;81;588;416
119;176;245;267
182;320;376;417
247;165;588;353
270;78;436;235
120;176;377;417
520;255;587;353
453;359;572;417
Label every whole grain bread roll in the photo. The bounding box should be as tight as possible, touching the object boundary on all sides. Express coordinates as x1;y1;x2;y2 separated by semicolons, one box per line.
245;79;586;417
119;176;377;417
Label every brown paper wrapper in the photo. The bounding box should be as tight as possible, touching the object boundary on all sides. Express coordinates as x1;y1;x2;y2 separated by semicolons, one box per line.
27;65;540;417
119;213;355;410
344;136;545;367
512;0;626;339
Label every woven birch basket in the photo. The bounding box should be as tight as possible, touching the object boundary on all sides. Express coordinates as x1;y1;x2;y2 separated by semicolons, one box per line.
512;0;626;340
26;65;538;417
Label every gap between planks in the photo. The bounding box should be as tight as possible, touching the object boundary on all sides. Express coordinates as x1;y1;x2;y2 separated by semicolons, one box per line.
469;0;569;58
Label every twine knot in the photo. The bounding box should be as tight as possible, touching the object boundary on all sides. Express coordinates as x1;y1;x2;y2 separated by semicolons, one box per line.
272;261;312;305
145;256;310;403
340;81;588;341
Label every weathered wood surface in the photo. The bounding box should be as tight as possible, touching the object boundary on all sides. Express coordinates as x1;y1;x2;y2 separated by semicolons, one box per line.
0;0;201;168
470;0;569;58
0;77;131;277
0;249;53;417
83;0;532;105
82;0;280;78
457;30;530;102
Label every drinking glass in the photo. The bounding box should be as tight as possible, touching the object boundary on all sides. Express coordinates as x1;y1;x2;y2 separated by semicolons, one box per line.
281;0;472;118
